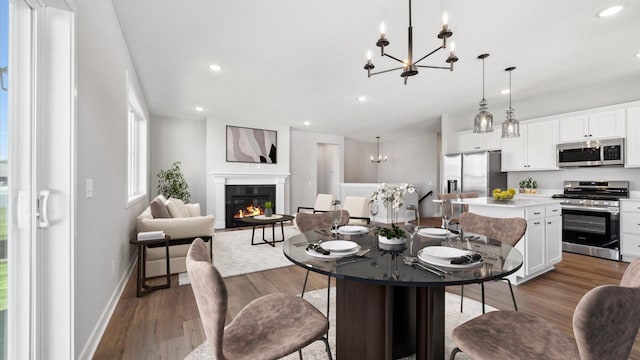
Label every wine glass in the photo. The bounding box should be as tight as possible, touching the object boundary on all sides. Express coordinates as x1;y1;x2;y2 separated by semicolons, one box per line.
331;200;342;238
370;201;379;228
404;205;420;255
441;199;453;238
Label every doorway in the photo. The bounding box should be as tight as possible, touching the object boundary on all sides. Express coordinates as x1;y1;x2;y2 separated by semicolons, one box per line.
317;143;340;197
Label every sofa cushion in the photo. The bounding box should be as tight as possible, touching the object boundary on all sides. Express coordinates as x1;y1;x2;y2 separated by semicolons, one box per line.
166;197;190;218
150;197;171;218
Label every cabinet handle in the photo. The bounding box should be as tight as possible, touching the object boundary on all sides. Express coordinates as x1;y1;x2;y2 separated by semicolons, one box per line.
589;134;592;137
534;222;541;225
584;134;588;138
552;209;558;212
547;222;552;224
534;212;541;215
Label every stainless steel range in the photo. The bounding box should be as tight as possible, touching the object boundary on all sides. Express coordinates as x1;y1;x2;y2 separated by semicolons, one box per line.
552;180;629;261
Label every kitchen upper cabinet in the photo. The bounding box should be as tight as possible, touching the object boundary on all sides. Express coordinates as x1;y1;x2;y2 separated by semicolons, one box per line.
626;107;640;168
457;131;500;153
501;120;558;171
558;110;625;142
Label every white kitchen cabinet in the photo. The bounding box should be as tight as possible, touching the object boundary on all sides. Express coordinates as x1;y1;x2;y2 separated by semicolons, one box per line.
558;110;625;142
626;107;640;168
457;130;500;153
621;200;640;261
525;216;546;275
501;120;557;171
545;215;563;266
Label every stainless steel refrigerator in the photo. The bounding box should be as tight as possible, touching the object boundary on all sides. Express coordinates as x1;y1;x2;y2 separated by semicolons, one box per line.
441;150;506;197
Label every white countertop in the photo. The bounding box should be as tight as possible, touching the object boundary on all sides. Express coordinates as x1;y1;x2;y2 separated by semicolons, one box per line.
444;196;561;208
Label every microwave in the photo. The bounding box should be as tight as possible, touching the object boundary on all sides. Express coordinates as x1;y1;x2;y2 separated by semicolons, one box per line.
557;138;624;168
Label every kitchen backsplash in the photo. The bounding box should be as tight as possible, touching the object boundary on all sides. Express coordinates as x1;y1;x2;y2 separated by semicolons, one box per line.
507;167;640;191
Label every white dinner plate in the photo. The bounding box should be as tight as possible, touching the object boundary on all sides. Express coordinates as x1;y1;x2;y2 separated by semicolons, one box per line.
421;246;468;259
338;225;369;235
417;249;483;269
418;228;452;237
305;245;361;260
320;240;359;252
254;214;283;220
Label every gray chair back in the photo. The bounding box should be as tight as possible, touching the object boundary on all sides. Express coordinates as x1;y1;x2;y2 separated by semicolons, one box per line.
459;212;527;246
295;210;349;233
573;277;640;359
186;238;227;359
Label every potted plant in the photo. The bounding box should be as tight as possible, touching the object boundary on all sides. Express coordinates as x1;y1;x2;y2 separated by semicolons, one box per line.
376;224;406;243
157;161;190;202
531;179;538;194
264;201;273;217
519;179;527;194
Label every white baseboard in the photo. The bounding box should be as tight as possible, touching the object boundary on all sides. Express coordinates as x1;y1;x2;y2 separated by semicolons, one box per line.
76;256;137;360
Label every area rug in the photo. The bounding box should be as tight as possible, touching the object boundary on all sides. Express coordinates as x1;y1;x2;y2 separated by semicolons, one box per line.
180;225;301;282
185;288;494;359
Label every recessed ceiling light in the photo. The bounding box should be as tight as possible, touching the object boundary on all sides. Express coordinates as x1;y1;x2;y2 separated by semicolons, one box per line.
357;96;367;102
500;89;511;95
303;121;310;126
209;64;223;72
597;5;623;17
195;106;204;112
635;52;640;58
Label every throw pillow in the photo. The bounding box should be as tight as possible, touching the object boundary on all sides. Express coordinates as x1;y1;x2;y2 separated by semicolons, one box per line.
166;197;190;218
149;198;171;219
155;194;167;204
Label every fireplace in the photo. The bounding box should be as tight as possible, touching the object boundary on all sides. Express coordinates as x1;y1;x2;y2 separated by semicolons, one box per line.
225;184;276;228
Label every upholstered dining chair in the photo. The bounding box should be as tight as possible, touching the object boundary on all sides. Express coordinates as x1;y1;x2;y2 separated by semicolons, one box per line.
458;191;479;213
450;258;640;360
297;193;335;214
342;196;371;225
296;210;350;295
186;238;332;360
458;212;527;313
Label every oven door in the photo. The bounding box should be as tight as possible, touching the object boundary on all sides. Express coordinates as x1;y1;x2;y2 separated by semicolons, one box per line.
561;207;619;248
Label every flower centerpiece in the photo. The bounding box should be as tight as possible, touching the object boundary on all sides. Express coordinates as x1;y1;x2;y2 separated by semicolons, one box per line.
370;183;416;243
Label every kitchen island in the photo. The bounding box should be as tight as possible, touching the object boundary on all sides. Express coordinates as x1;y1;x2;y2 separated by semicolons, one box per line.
453;196;563;285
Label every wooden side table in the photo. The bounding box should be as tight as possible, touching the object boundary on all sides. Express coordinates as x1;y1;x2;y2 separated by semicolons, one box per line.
130;235;171;297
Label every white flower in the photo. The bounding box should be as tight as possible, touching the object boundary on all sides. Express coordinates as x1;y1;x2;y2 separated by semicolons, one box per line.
370;183;416;214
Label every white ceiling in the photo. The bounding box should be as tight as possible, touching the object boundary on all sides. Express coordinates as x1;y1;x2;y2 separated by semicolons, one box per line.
112;0;640;142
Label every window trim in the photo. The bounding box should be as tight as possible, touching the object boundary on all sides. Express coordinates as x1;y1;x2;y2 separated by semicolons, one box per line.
126;73;148;207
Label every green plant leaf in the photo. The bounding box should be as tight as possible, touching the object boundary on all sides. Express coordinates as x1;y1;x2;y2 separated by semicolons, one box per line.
157;161;191;202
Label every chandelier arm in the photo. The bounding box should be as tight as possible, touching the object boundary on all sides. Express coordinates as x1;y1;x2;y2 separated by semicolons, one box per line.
413;47;444;65
383;53;405;63
369;66;406;76
415;65;450;70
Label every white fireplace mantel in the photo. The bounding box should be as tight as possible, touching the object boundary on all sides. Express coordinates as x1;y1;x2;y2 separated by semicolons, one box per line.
210;172;290;229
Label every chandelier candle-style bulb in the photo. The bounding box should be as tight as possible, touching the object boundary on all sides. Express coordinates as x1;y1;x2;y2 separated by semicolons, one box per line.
438;12;453;48
377;22;389;55
364;50;375;76
446;41;458;71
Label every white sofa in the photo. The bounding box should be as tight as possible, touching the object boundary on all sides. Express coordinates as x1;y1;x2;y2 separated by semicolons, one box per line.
137;197;215;277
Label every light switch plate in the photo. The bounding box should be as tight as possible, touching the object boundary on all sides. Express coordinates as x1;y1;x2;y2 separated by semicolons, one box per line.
86;178;94;198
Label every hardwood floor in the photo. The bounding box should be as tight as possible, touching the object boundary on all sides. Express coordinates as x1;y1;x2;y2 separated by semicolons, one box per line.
94;219;640;359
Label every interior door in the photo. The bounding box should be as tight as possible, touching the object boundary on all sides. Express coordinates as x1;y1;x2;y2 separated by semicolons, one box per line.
317;143;340;197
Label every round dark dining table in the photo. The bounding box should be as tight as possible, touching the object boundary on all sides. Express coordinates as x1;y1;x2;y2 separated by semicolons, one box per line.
283;227;523;360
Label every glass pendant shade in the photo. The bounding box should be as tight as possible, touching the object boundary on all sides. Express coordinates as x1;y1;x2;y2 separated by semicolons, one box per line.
502;108;520;138
474;99;493;133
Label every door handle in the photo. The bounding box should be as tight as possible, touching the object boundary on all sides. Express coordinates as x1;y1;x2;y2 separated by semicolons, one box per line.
37;190;50;228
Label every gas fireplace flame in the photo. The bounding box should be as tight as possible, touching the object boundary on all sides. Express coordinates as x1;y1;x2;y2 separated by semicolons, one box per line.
234;205;264;218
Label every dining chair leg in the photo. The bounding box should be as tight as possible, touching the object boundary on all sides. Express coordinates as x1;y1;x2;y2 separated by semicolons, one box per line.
321;336;333;360
450;347;462;360
298;349;303;360
503;278;518;311
301;270;310;297
481;282;486;314
459;285;464;312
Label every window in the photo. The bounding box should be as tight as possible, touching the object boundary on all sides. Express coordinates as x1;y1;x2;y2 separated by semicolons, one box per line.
127;76;147;205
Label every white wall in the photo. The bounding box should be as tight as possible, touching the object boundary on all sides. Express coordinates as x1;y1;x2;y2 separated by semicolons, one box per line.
75;0;149;357
206;118;291;216
344;138;377;183
290;129;344;212
150;116;207;207
375;134;440;217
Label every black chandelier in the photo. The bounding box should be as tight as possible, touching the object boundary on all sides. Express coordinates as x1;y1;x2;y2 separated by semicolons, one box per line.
364;0;458;85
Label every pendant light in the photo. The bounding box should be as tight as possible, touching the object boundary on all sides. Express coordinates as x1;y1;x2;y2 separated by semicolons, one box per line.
501;66;520;138
473;53;493;133
370;136;388;163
